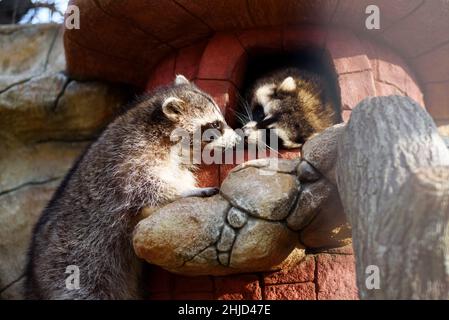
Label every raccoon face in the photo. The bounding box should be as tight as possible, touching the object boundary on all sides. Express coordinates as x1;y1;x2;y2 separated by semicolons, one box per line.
162;75;241;150
243;76;303;149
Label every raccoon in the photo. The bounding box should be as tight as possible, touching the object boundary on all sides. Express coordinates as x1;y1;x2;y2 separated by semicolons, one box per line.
243;68;340;148
25;75;240;300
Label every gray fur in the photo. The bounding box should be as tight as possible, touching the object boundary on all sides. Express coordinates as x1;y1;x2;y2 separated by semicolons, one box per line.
25;78;236;299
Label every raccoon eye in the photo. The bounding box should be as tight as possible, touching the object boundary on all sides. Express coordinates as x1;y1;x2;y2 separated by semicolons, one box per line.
252;104;265;121
258;114;278;129
201;121;224;142
202;120;223;132
202;128;221;142
210;120;223;131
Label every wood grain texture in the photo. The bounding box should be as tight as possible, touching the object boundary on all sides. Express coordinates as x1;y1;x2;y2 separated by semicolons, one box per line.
337;95;449;299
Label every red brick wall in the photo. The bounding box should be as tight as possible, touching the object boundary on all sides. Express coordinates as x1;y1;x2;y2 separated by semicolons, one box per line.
146;26;426;124
65;1;449;125
146;245;357;300
144;26;426;300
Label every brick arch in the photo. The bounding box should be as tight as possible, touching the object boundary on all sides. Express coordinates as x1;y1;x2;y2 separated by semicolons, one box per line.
146;26;425;126
66;1;449;127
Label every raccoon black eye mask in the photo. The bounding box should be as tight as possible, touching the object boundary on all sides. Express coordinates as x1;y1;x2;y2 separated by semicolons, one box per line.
243;67;339;149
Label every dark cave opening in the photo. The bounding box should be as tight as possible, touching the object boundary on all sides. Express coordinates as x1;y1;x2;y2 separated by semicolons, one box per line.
236;46;342;127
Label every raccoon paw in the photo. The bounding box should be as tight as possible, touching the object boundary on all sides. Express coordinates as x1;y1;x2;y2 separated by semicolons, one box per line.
199;187;219;197
181;187;219;198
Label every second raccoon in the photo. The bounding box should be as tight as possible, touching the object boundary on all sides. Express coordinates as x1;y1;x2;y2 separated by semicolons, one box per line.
243;67;340;148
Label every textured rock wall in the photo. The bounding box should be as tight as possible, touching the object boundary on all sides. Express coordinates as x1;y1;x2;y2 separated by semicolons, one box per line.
0;24;129;299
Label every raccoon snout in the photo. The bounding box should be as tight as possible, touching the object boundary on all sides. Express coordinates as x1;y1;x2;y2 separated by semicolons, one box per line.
223;128;242;149
243;121;263;146
243;120;257;129
205;128;241;150
242;121;258;135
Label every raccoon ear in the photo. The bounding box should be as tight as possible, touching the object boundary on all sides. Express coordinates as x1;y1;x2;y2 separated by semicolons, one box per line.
162;97;185;121
278;76;296;93
174;74;190;86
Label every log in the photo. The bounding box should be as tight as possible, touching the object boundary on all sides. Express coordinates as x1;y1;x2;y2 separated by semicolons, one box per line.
337;96;449;299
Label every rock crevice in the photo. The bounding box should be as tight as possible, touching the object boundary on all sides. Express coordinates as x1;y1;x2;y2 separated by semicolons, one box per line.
0;24;129;299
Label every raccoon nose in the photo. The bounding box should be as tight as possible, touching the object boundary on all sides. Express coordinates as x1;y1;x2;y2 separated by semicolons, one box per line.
228;129;242;142
243;121;257;135
234;133;242;144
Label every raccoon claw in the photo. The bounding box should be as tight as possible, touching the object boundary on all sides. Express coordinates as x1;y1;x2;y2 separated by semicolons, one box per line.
200;187;219;197
181;187;219;198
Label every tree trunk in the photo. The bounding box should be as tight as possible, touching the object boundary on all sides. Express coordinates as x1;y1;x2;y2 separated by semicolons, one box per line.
337;95;449;299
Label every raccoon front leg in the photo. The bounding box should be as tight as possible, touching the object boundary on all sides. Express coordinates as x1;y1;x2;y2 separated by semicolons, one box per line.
181;187;219;198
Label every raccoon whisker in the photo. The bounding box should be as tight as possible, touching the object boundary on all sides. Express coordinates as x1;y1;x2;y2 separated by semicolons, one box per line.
245;103;253;121
236;115;248;124
242;102;253;121
233;109;248;119
228;108;249;124
229;113;245;124
266;145;281;157
236;91;253;121
258;140;281;157
235;112;249;124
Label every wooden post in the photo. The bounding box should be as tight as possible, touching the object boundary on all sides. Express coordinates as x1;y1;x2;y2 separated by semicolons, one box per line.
337;96;449;299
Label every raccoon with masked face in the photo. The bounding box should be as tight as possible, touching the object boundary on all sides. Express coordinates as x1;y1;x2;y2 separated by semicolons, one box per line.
25;75;240;300
243;68;340;148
